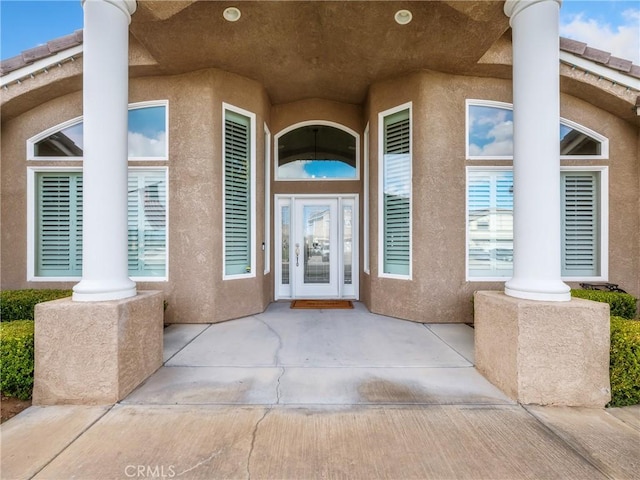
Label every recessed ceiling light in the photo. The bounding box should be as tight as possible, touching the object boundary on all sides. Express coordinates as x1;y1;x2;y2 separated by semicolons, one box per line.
394;9;412;25
223;7;241;22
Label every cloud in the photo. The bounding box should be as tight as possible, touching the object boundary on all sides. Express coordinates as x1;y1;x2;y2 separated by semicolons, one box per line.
128;131;167;158
278;160;312;179
560;9;640;64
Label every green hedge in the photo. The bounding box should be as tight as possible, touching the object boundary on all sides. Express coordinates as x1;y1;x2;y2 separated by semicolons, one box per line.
1;289;72;321
0;320;34;400
610;316;640;407
571;289;637;320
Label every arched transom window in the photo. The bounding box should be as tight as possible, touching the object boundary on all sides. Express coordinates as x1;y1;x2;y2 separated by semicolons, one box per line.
276;123;358;180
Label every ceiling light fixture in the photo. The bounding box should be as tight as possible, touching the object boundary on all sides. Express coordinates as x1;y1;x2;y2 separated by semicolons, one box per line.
394;9;412;25
223;7;241;22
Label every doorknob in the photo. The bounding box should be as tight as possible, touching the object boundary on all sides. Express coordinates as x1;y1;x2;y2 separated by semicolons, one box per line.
295;243;300;267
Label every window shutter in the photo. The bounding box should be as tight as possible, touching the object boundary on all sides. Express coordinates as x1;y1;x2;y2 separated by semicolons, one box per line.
128;171;167;277
562;172;599;276
36;172;82;276
467;170;513;277
225;110;252;276
382;109;411;276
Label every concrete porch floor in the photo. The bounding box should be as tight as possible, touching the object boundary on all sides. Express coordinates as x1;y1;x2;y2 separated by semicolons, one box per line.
2;302;639;479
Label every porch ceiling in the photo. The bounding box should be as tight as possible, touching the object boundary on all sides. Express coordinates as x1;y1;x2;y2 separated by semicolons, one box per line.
131;0;509;105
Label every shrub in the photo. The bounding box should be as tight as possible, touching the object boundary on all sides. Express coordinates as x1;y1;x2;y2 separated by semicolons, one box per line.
0;320;34;400
571;289;637;320
0;289;72;322
609;316;640;407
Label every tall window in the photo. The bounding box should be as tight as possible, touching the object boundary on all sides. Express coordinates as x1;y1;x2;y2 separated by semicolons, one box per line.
379;104;412;278
223;105;256;278
31;168;168;280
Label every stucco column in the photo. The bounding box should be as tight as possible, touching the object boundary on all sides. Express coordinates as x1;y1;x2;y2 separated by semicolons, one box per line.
503;0;570;302
73;0;137;301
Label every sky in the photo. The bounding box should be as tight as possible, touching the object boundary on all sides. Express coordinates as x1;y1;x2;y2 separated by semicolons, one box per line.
0;0;639;63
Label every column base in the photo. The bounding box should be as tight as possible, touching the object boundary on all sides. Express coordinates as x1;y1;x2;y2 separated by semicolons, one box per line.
33;291;163;405
73;278;137;302
505;277;571;302
474;291;611;407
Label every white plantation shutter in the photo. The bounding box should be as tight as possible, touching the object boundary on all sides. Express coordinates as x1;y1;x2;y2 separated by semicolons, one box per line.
36;170;167;278
383;109;411;276
224;110;252;276
467;170;513;277
128;170;167;277
561;172;599;276
36;172;83;276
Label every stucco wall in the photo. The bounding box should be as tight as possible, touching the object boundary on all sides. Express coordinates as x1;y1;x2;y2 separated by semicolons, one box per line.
1;68;272;324
366;71;639;323
2;67;638;325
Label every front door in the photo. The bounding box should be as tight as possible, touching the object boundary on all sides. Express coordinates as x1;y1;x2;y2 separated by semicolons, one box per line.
275;195;358;299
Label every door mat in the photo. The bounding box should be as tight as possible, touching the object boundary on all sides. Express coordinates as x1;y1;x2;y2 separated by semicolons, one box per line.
291;300;354;309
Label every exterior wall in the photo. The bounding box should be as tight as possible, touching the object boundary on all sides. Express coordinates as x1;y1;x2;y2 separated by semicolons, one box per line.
366;70;639;323
0;68;272;324
2;67;638;325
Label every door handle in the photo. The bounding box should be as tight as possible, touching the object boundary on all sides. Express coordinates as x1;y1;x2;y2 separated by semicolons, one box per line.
295;243;300;267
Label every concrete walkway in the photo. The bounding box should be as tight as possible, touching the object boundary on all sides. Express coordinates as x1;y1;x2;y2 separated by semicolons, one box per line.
2;302;639;479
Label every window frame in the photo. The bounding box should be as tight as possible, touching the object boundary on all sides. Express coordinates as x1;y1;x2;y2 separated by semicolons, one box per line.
27;100;170;161
27;166;169;282
378;102;413;280
274;120;361;182
363;122;370;275
264;123;271;275
222;102;257;280
465;99;609;161
465;165;609;282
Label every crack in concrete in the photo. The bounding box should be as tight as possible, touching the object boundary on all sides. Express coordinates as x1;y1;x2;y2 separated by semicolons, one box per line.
255;316;284;366
246;408;271;480
176;448;224;477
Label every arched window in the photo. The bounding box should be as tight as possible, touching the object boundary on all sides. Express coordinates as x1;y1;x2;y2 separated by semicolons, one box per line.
28;101;168;160
466;100;608;160
275;122;358;180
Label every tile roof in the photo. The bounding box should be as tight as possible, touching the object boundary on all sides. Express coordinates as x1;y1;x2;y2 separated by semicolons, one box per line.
0;30;83;76
1;29;638;82
560;37;639;79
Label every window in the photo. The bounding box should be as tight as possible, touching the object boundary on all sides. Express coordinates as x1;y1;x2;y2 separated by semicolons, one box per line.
264;124;271;275
466;100;608;160
363;123;370;274
223;104;256;278
275;122;359;180
30;168;168;280
28;101;169;161
466;167;607;280
379;104;411;278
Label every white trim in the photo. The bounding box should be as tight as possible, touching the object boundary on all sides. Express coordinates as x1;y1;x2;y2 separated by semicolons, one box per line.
464;165;608;282
274;194;359;300
560;51;640;92
27;100;170;161
363;123;370;275
27;166;169;282
378;102;413;280
264;123;271;275
222;102;257;280
1;44;83;88
274;120;360;181
465;99;610;160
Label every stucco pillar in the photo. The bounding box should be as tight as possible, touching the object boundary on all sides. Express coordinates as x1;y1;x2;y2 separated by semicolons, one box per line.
73;0;137;301
503;0;570;301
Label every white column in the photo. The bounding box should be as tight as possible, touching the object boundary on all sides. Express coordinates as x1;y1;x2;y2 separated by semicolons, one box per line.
73;0;137;301
503;0;570;302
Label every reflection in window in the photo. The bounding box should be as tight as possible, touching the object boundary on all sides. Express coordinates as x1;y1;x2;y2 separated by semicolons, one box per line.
467;103;605;158
34;123;84;157
277;125;356;179
32;104;168;159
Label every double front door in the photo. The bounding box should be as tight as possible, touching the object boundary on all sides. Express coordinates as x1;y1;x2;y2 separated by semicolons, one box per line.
275;195;358;299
